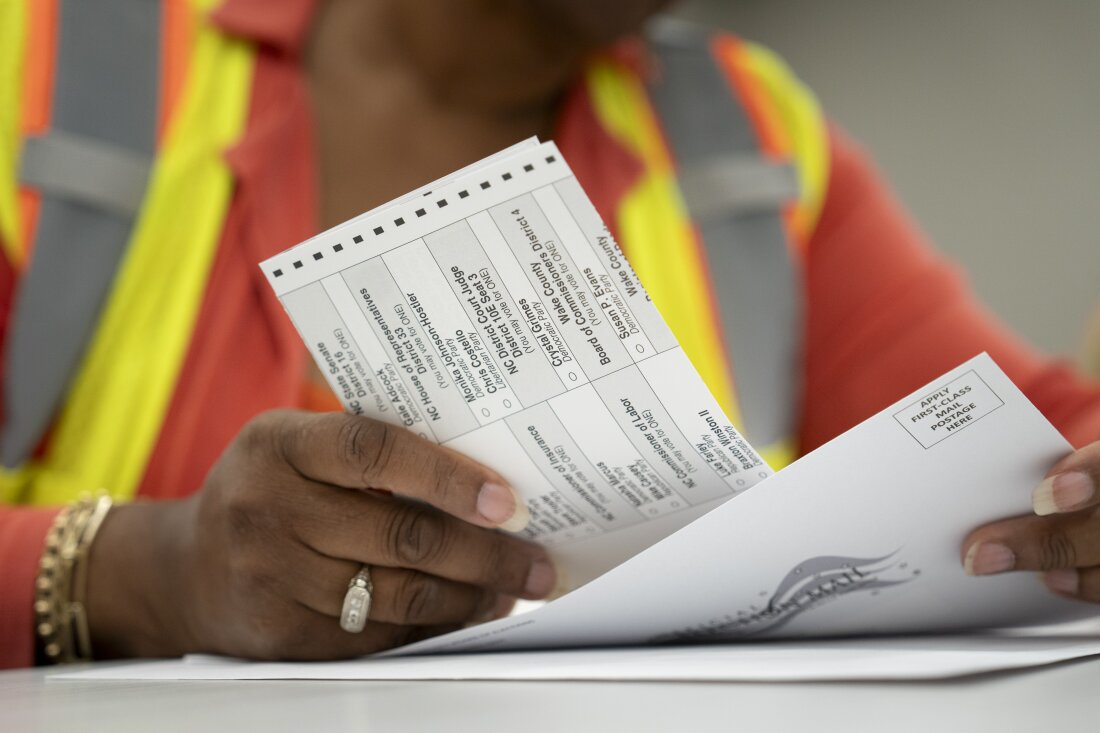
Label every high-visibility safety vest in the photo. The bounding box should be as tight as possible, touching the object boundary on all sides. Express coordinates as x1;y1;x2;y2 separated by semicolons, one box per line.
0;3;826;507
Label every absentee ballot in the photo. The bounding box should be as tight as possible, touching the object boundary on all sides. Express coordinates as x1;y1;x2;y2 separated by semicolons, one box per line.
260;139;771;589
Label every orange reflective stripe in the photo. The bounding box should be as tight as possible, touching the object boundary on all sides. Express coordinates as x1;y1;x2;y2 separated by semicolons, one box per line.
159;0;197;143
584;56;746;433
14;188;38;267
6;0;58;266
20;0;55;137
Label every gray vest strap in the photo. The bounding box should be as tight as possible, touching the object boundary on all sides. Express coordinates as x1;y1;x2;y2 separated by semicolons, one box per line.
645;19;801;449
19;131;152;218
1;0;160;468
677;153;800;220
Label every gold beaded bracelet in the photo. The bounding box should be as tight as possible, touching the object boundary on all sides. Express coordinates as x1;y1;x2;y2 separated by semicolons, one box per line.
34;494;113;664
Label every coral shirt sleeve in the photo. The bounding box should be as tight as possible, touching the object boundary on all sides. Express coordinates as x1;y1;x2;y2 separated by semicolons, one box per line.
0;506;60;668
799;126;1100;454
0;231;61;669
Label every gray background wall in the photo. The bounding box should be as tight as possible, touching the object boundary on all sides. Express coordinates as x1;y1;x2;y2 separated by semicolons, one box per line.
672;0;1100;360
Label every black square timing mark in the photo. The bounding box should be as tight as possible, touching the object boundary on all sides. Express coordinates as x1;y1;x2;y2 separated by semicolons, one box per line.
523;164;534;172
312;252;323;260
353;235;363;244
293;261;303;269
333;243;343;252
459;190;469;198
273;269;283;277
502;172;512;181
416;208;426;217
373;226;384;235
480;181;491;189
436;199;447;208
394;217;405;226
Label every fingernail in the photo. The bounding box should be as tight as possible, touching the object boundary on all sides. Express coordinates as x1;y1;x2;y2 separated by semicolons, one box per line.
1033;471;1094;516
964;542;1016;575
477;482;529;531
499;499;530;533
1043;569;1080;596
524;557;556;598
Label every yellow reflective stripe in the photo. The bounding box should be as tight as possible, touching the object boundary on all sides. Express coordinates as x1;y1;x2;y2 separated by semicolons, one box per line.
8;1;254;505
584;59;744;432
721;40;829;244
0;0;27;262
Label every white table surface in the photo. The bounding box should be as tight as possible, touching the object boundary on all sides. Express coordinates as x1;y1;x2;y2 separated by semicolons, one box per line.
2;656;1097;733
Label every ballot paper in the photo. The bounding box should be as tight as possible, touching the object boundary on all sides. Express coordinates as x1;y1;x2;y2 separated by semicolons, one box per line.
261;138;771;588
55;635;1100;683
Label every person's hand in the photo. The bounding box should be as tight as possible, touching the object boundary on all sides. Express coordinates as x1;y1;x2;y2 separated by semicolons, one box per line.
962;440;1100;603
85;410;555;660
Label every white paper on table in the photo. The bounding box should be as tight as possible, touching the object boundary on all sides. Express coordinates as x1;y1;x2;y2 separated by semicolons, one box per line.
55;635;1100;682
379;353;1098;656
261;140;772;590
